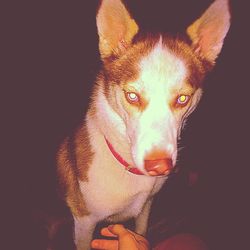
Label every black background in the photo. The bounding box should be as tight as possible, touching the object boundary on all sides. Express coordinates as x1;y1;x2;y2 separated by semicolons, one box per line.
2;0;248;249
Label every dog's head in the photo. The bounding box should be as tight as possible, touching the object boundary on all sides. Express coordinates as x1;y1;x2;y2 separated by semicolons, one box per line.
95;0;231;176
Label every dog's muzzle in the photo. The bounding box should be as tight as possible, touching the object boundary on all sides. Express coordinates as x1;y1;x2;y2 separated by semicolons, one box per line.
144;158;173;176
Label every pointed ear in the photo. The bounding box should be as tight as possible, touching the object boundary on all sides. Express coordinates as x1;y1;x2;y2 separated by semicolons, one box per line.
96;0;139;60
187;0;231;63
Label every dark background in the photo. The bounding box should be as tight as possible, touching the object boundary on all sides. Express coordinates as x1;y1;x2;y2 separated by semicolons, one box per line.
2;0;248;249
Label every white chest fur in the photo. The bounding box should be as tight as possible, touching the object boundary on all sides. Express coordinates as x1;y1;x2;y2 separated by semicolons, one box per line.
73;105;167;250
78;138;167;221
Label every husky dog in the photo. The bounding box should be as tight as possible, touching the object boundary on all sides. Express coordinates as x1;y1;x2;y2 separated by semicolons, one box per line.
57;0;231;249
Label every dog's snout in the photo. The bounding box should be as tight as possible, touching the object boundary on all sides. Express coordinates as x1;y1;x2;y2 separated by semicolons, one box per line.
144;158;173;176
144;150;173;176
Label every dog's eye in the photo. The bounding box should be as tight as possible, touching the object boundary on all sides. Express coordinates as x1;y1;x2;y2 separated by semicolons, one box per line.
125;92;140;104
177;95;190;106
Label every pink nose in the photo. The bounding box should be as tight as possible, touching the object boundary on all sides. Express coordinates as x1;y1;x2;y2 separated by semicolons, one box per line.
144;158;173;176
144;150;173;176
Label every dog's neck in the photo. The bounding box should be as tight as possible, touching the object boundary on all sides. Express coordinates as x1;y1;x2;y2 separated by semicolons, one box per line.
104;136;144;175
87;89;135;168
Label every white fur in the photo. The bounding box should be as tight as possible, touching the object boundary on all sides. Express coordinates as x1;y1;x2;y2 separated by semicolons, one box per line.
76;112;166;249
124;40;187;172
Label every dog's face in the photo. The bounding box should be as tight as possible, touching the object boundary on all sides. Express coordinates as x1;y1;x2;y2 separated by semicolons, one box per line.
96;0;230;176
101;37;205;174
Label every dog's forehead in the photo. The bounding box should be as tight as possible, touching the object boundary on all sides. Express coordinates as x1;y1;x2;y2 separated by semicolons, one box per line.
104;35;205;96
138;39;188;95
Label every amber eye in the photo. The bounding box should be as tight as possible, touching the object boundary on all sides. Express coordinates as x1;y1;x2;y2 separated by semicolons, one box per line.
177;95;190;106
125;91;140;104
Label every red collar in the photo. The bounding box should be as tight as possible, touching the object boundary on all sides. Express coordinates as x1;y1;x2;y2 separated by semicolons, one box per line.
104;137;144;175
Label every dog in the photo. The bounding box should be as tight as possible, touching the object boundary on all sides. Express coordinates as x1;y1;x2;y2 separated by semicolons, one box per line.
57;0;231;249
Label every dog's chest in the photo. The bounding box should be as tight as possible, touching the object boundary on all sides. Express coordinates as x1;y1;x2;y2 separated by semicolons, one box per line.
78;154;165;219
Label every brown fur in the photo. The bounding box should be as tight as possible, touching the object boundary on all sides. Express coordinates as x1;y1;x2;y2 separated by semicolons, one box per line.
160;35;213;86
57;123;93;217
101;33;211;91
74;124;94;182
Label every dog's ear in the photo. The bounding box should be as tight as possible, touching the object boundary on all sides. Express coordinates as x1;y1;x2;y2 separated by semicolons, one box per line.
96;0;139;60
187;0;231;63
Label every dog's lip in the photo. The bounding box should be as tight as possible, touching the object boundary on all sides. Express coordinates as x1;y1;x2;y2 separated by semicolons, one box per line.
147;167;176;177
148;170;169;177
130;151;177;177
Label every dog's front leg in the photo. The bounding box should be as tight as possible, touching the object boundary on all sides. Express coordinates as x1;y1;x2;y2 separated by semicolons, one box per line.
135;198;153;236
73;215;97;250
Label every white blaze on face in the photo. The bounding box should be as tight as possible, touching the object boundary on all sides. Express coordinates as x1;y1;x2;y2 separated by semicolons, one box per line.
128;39;187;171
